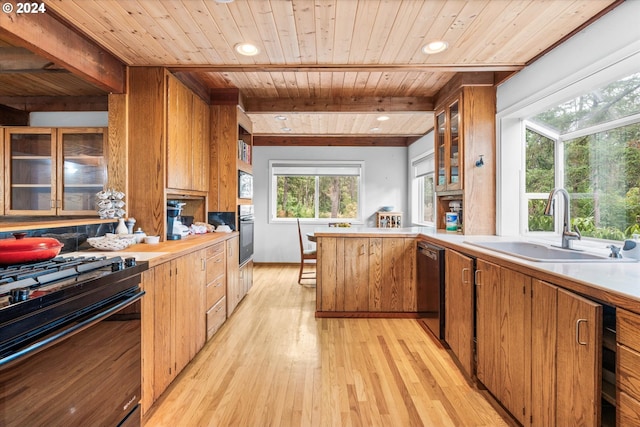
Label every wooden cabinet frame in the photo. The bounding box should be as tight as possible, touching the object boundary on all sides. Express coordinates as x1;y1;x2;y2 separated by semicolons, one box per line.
4;127;106;216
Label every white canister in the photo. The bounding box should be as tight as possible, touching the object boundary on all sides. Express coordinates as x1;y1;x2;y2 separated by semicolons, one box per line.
445;212;458;232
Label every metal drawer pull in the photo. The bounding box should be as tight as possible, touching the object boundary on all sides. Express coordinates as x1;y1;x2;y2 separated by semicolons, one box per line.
576;319;588;345
475;270;481;286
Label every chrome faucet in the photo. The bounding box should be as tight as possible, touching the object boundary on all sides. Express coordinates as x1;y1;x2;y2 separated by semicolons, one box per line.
544;188;581;249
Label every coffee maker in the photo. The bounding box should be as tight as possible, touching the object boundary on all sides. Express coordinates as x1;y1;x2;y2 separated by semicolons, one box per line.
167;200;185;240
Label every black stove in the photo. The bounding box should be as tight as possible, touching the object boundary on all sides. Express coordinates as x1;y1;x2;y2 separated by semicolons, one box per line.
0;255;148;359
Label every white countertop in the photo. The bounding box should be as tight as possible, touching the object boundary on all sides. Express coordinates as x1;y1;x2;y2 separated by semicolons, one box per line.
313;226;640;309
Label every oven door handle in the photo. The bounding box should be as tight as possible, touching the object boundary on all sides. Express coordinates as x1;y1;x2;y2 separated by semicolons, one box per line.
0;291;145;368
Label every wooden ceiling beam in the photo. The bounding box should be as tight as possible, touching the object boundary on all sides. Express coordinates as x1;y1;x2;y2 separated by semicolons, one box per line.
0;96;108;112
169;64;523;73
245;97;433;113
253;135;414;147
0;8;125;93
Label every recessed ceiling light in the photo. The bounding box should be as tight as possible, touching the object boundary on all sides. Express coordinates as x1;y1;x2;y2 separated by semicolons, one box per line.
422;40;449;54
215;0;234;3
377;115;390;121
370;127;380;132
281;127;292;132
235;43;259;56
275;115;287;121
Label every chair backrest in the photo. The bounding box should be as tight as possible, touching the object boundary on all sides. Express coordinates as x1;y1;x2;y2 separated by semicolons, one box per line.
297;218;304;254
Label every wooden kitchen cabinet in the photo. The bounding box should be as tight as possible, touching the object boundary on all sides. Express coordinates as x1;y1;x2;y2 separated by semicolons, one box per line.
444;249;474;378
167;75;209;193
316;236;416;313
433;83;495;235
240;259;254;297
556;288;602;426
476;261;532;426
140;248;208;415
3;127;106;215
174;249;207;374
226;236;242;316
209;102;253;214
205;242;227;339
616;308;640;425
474;259;603;427
128;67;209;239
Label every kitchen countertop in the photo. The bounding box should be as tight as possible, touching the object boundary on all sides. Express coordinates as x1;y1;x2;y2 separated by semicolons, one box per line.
313;226;640;312
66;231;238;267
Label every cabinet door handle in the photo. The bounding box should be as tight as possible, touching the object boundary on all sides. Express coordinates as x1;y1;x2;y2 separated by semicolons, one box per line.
462;268;470;284
576;319;588;345
360;244;365;255
475;269;481;286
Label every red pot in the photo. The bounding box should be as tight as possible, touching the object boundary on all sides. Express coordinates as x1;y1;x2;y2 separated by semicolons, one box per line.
0;234;64;265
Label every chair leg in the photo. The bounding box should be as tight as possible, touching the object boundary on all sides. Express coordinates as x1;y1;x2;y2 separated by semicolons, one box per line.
298;261;304;285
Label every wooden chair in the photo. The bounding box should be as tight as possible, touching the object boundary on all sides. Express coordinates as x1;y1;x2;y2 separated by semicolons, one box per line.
297;218;317;285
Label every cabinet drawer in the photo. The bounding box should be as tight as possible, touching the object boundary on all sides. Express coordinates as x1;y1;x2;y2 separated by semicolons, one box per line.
618;309;640;351
206;276;226;309
206;243;225;258
206;297;226;340
618;344;640;399
206;253;225;282
618;390;640;427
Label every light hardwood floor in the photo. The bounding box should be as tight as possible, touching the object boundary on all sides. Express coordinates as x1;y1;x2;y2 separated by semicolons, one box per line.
143;264;511;427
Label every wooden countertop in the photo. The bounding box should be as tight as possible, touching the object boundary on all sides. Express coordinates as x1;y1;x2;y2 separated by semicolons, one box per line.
67;232;238;267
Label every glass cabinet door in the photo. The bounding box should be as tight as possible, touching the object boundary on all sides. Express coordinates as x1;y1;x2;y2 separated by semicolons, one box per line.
436;111;446;190
5;128;56;214
448;100;461;189
58;128;106;214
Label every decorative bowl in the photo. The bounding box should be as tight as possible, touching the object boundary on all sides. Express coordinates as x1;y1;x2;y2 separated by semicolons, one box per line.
380;206;394;212
87;235;136;251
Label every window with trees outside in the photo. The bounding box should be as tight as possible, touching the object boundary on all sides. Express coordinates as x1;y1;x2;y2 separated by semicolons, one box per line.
270;161;363;222
412;154;435;226
525;71;640;240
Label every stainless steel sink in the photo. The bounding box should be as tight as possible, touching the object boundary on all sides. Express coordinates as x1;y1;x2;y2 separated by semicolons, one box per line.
465;241;637;263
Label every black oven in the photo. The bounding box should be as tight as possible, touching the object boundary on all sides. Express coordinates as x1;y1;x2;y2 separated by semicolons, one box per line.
0;255;147;427
238;205;254;265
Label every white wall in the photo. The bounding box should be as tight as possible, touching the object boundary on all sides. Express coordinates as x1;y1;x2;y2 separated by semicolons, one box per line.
496;1;640;236
252;145;407;263
30;111;108;127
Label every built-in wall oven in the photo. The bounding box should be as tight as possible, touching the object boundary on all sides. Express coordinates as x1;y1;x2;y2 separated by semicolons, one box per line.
238;205;254;265
0;255;147;427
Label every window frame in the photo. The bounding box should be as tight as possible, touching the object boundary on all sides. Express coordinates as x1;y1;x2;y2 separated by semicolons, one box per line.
411;152;436;227
523;110;640;237
268;159;365;224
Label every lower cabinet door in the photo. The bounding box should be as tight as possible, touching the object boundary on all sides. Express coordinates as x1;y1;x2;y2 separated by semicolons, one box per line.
556;288;602;426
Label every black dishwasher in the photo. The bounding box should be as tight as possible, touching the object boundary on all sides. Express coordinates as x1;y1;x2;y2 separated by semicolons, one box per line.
417;241;445;340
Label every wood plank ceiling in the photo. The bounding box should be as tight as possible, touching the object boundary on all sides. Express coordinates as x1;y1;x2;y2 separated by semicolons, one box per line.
0;0;620;144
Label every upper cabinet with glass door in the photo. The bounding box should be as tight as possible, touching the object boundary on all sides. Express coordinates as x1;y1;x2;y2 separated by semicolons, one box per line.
435;98;462;192
4;127;106;215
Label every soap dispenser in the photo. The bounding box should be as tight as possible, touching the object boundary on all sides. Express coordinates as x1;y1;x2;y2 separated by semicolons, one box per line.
622;234;640;260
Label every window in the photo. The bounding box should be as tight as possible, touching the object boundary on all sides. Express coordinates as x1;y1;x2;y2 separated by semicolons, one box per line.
524;71;640;239
270;161;363;222
412;154;435;226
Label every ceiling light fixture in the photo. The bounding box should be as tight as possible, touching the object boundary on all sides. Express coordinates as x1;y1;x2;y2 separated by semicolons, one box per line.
235;42;259;56
422;40;449;54
275;115;287;121
377;115;390;121
281;127;292;132
370;127;380;132
215;0;234;3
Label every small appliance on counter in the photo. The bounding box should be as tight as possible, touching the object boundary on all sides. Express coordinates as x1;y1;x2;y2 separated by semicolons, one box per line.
208;211;236;231
167;200;187;240
622;234;640;260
